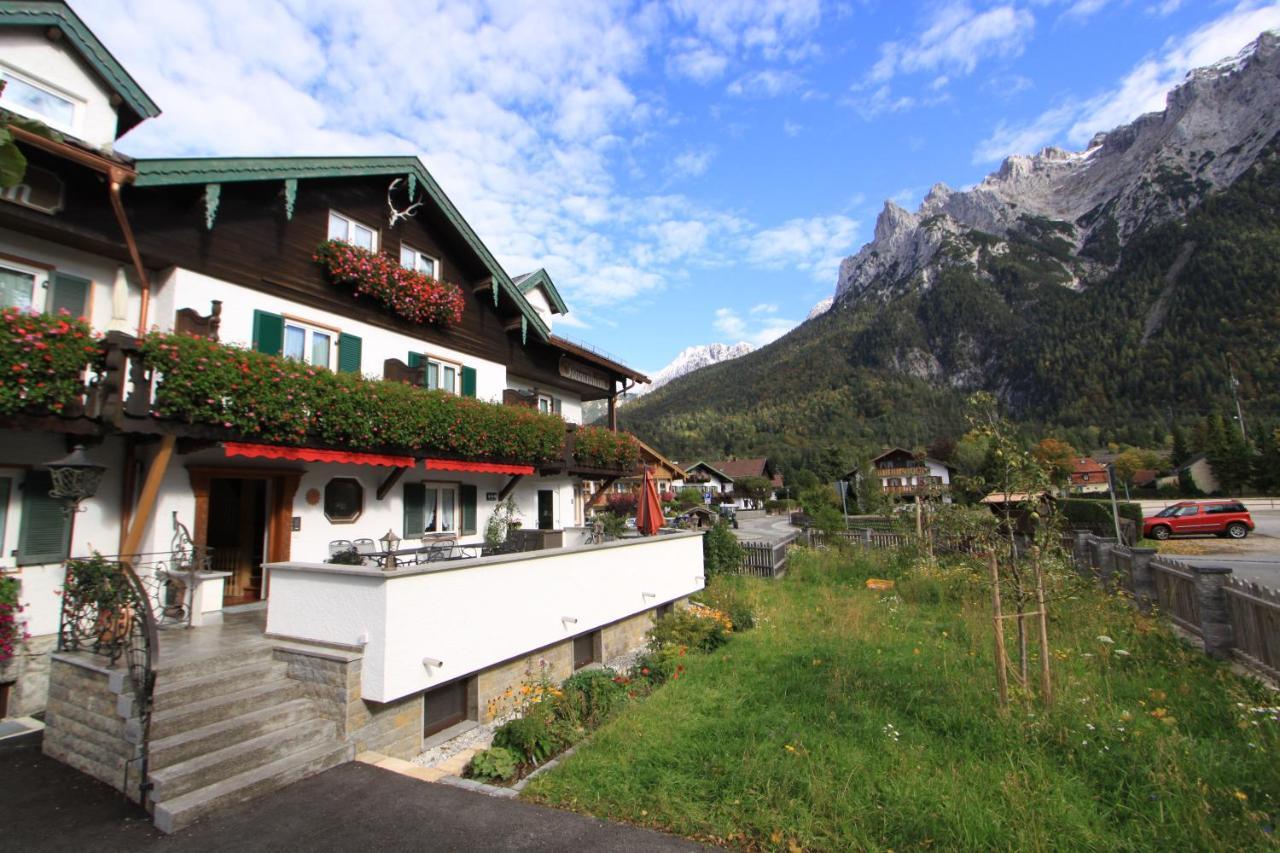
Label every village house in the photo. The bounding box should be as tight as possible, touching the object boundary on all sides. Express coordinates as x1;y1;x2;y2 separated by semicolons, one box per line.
678;460;736;502
0;2;703;832
608;437;689;500
1069;456;1111;495
848;448;953;504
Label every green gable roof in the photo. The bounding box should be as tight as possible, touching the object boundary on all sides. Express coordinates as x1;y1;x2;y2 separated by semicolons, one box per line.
133;155;550;341
0;1;160;137
512;268;568;315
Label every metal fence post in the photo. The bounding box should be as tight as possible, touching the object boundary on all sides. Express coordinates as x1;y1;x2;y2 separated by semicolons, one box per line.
1129;547;1157;613
1192;565;1235;659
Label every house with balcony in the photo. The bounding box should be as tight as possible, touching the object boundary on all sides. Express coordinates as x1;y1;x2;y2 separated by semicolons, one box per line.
0;1;701;832
679;461;736;502
848;448;953;504
1069;456;1111;495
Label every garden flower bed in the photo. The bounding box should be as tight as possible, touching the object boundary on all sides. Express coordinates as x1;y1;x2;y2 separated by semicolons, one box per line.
139;332;566;463
462;599;750;788
524;547;1279;850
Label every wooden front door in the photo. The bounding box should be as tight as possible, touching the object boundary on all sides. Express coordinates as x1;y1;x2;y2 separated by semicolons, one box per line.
188;466;302;606
537;489;555;531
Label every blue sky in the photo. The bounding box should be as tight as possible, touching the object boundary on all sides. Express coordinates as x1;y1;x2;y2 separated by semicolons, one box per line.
78;0;1280;376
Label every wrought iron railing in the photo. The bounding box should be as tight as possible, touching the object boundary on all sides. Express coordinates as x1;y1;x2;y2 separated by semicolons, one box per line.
54;516;211;805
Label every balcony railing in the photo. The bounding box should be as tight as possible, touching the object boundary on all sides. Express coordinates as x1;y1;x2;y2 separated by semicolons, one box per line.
882;483;950;495
874;466;929;477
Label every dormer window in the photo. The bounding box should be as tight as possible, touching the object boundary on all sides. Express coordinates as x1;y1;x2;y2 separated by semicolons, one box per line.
399;244;439;278
327;210;378;251
0;67;79;133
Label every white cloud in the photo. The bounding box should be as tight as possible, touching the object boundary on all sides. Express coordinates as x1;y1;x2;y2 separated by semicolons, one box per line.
783;119;803;136
727;68;805;97
1149;0;1184;15
870;3;1036;83
1061;0;1111;23
746;215;861;283
673;146;717;177
750;303;779;314
714;307;798;346
667;40;730;83
974;2;1280;162
847;84;917;120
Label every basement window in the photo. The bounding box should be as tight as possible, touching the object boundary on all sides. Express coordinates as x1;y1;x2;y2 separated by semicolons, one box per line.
573;631;600;670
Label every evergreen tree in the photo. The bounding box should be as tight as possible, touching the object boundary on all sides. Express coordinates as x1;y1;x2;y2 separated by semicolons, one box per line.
1170;424;1190;468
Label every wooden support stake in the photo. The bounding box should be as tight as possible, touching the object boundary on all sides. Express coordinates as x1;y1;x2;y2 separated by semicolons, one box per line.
376;466;407;501
120;434;175;560
1033;550;1053;708
990;551;1009;711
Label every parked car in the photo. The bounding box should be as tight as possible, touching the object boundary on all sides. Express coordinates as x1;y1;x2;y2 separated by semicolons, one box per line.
1142;500;1254;540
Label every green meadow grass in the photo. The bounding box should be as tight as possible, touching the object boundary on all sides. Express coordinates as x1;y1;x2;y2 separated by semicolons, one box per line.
524;548;1280;851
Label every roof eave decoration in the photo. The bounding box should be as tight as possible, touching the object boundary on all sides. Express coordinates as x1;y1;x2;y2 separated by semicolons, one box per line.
132;155;551;342
515;268;568;315
0;2;161;136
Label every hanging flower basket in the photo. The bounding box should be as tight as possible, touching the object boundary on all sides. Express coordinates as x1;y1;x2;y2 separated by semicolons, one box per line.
314;240;465;327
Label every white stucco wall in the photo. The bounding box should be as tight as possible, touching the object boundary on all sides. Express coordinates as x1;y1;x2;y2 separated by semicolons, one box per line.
0;229;143;332
522;287;554;332
156;268;510;404
265;531;705;702
0;30;120;147
0;431;128;638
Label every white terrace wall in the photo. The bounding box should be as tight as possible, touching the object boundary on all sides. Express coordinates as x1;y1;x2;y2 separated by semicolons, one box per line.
265;531;705;702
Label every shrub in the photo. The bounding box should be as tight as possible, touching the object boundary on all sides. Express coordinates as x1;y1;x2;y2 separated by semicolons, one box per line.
699;579;757;631
594;511;628;539
326;548;363;565
556;669;627;730
491;711;562;765
1060;498;1142;527
0;308;97;416
465;746;520;783
630;646;685;686
140;333;566;462
676;487;704;509
703;519;743;578
605;492;637;516
648;608;729;653
573;426;640;471
0;575;25;664
314;239;465;326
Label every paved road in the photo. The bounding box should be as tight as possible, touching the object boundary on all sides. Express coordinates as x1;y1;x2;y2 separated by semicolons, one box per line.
733;513;799;543
1158;510;1280;588
2;732;703;852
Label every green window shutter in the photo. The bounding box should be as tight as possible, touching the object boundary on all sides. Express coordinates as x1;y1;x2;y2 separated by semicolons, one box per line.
403;482;426;538
0;477;10;549
17;470;71;565
460;366;477;398
460;484;477;535
252;310;284;356
553;397;562;415
337;333;362;374
48;273;91;318
407;352;423;368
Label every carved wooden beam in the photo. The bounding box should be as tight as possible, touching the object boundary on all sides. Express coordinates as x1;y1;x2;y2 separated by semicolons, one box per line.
377;466;408;501
589;476;619;507
498;474;523;501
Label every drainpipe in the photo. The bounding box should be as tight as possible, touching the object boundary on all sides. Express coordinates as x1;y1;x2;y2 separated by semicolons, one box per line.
106;171;152;336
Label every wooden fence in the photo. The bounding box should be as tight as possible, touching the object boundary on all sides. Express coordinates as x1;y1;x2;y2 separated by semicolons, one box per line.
1224;578;1280;680
1071;532;1280;683
737;533;797;578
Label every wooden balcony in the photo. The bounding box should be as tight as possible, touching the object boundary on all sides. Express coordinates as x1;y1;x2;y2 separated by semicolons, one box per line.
874;466;929;478
882;483;950;495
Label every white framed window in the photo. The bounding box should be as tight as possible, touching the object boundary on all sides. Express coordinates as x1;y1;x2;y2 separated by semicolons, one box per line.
0;66;81;133
426;356;459;395
0;259;46;312
422;483;459;534
283;318;334;369
399;244;439;278
537;394;553;414
327;210;378;251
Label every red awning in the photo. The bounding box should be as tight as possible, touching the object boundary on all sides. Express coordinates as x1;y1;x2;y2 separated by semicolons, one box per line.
224;443;415;468
423;459;534;475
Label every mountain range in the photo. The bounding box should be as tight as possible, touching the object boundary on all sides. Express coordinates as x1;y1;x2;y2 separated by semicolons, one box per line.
620;31;1280;478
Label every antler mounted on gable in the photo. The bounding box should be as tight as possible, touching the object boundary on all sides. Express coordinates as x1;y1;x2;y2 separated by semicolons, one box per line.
387;177;424;228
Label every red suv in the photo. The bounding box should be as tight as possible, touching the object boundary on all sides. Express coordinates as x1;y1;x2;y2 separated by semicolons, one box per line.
1143;500;1254;540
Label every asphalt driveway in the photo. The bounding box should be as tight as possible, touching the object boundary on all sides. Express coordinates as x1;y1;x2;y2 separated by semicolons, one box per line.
2;732;703;852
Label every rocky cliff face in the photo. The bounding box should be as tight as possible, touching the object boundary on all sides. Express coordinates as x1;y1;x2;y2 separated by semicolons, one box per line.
631;341;755;398
836;31;1280;302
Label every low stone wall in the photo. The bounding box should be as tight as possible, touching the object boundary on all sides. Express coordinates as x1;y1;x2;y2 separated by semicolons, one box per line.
1;633;56;718
42;654;143;799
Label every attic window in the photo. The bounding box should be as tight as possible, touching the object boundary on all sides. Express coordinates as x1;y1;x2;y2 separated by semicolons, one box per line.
0;68;78;132
327;210;378;251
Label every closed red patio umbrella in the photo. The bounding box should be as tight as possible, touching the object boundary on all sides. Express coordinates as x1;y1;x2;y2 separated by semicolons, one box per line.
636;465;664;536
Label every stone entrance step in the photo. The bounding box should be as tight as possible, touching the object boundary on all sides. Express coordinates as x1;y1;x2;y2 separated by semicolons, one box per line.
148;698;328;772
151;658;285;711
149;680;305;741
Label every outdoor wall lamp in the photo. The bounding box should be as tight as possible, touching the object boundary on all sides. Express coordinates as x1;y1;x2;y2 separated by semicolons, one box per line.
44;444;107;515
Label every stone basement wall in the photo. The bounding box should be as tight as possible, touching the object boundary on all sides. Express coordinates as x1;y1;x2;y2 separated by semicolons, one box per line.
42;654;143;799
1;632;57;718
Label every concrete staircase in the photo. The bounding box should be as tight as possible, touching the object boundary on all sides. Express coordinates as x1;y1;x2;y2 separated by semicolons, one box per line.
146;647;349;833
